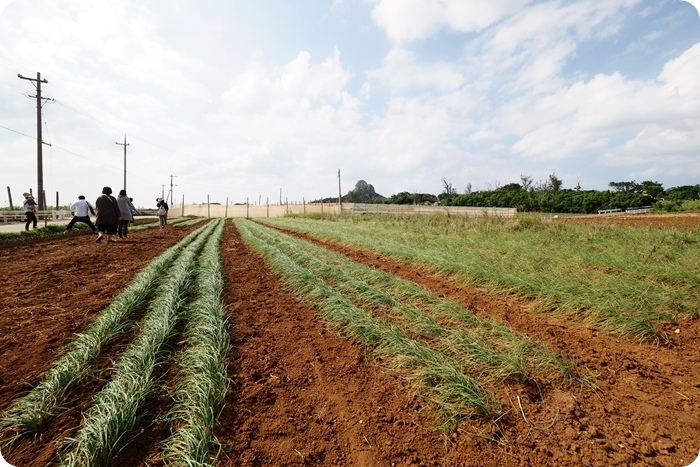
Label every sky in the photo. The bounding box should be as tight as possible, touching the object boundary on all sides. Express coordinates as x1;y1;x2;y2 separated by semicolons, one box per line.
0;0;699;208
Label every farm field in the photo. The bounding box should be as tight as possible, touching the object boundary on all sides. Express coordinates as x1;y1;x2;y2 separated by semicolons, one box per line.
0;214;698;466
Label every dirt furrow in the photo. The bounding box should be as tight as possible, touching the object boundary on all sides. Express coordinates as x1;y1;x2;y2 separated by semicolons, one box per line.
0;219;698;466
270;224;700;466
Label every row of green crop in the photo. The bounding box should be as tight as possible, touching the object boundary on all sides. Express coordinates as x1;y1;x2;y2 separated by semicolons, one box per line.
235;219;582;428
0;219;230;466
261;214;700;341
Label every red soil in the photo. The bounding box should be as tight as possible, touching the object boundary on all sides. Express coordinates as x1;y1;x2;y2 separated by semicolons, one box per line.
0;216;698;466
558;212;700;229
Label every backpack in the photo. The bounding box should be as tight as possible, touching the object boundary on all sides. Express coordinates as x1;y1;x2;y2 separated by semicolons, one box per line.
157;204;167;216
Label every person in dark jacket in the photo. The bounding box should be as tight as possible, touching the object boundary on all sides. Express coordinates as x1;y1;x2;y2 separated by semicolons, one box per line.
95;186;121;243
22;192;38;230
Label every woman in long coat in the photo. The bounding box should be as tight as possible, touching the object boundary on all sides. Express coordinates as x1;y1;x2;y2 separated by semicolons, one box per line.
95;186;121;243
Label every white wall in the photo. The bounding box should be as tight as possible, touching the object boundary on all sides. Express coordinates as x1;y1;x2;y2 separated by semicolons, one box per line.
169;202;515;218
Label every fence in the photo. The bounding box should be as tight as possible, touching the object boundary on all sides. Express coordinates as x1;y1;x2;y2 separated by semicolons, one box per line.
597;206;653;215
625;206;653;215
341;203;516;217
0;210;70;223
170;202;515;219
172;202;340;218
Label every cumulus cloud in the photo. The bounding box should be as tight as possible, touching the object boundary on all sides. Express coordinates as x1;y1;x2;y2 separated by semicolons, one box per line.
1;1;698;206
371;0;531;43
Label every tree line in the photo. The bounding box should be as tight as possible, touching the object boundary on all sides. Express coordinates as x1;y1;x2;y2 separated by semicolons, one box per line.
329;177;700;214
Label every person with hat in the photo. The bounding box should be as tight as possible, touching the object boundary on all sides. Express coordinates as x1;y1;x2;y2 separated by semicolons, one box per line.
95;186;121;243
65;195;97;233
22;192;38;230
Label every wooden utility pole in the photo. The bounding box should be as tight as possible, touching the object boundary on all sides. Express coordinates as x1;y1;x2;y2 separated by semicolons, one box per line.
7;187;14;210
18;72;51;210
116;136;129;191
337;168;342;210
169;174;177;206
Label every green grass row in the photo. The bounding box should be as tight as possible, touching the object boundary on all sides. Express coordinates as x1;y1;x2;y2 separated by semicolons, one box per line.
1;219;231;466
261;213;700;340
235;219;580;428
60;221;219;466
160;220;230;465
0;221;214;435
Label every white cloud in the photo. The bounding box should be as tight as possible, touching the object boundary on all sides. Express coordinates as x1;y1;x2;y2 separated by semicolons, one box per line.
1;0;699;206
220;48;359;145
371;0;531;43
369;47;465;92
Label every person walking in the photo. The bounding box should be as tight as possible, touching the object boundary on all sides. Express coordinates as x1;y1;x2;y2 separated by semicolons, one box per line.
156;197;169;229
95;186;121;243
22;192;38;230
116;190;134;238
66;195;97;233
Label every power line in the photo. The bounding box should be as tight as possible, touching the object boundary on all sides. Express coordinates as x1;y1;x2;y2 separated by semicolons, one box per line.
0;123;153;186
47;82;178;156
0;79;28;94
0;124;35;139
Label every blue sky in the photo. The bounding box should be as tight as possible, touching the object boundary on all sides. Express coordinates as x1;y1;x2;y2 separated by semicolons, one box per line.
0;0;699;208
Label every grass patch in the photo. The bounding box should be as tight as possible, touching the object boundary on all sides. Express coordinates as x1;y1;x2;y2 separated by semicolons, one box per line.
260;214;700;341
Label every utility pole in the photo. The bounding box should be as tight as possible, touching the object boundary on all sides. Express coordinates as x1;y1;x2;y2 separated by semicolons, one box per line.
115;135;129;192
18;72;52;211
169;174;177;206
337;168;342;209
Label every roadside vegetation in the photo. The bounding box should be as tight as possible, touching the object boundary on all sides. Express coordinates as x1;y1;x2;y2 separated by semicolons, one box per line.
0;216;204;246
261;213;700;341
235;219;583;428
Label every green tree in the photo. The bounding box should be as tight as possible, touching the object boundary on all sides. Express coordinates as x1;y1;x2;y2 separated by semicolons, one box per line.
639;180;665;199
548;173;563;192
609;181;640;193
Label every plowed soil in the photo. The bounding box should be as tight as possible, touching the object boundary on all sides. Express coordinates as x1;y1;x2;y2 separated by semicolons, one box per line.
0;215;699;466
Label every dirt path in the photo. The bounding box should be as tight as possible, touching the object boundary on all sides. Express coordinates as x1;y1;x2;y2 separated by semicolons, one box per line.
0;219;698;466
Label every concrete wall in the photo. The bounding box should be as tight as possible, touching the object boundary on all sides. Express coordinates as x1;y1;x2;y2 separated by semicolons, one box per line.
340;203;517;217
171;202;340;218
169;202;515;218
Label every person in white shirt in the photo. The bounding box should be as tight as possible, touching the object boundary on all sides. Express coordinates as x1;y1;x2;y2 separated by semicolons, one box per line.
66;195;97;233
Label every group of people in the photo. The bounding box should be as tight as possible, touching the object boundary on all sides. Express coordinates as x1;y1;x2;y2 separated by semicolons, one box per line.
21;187;170;242
91;187;138;242
65;187;137;243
